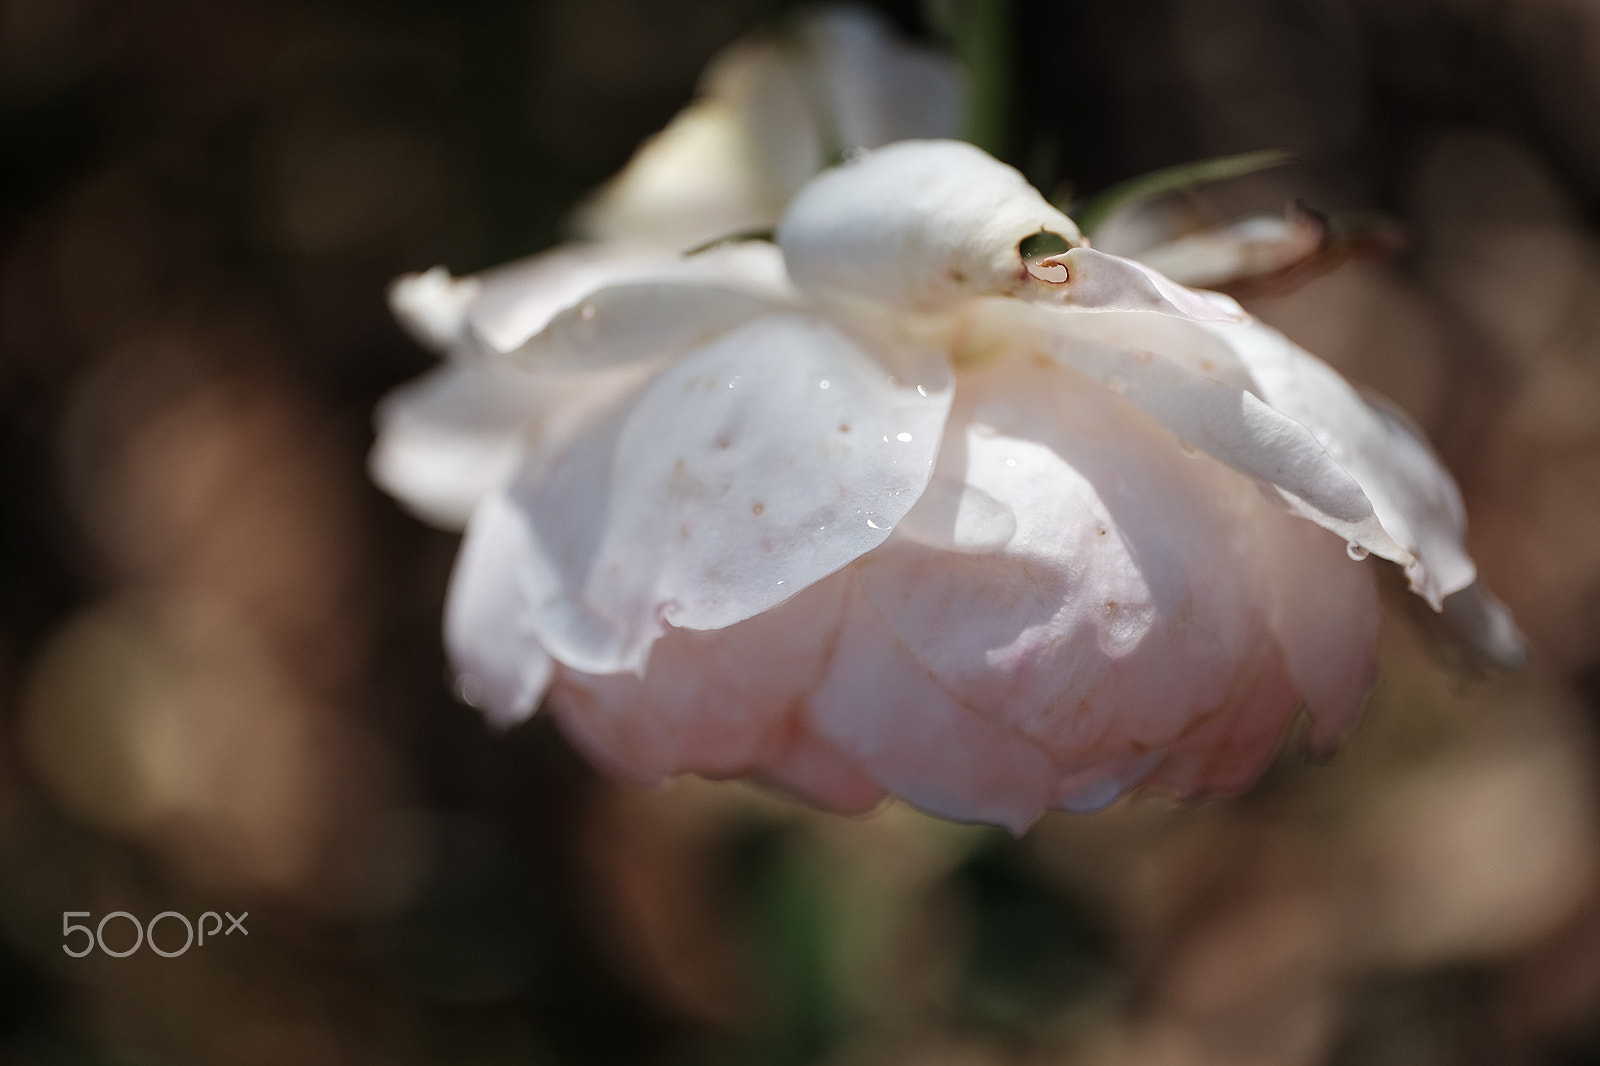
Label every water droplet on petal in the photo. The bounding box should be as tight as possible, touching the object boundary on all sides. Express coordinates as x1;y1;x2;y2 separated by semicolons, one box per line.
1346;541;1370;561
578;302;597;322
896;432;913;443
819;378;831;390
916;384;928;397
454;674;482;708
1177;439;1200;457
1005;457;1017;467
866;517;882;529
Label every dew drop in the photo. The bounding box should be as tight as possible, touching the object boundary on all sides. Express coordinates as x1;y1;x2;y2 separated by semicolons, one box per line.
916;384;928;397
819;378;831;390
727;375;742;389
1346;541;1370;561
896;431;913;443
1177;439;1200;458
1005;457;1017;467
578;302;597;322
454;673;482;708
866;517;882;529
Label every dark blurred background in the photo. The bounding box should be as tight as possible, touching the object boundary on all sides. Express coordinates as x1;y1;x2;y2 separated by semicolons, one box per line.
5;1;1600;1063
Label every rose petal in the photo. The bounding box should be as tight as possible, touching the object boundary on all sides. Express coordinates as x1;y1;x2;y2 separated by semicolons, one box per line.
444;492;553;728
999;301;1412;568
778;140;1085;311
806;575;1059;833
370;358;650;530
505;311;952;674
547;572;850;781
369;362;539;529
1212;321;1480;607
844;351;1379;810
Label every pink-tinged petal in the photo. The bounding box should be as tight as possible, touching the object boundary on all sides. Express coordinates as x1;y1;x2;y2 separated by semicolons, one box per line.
1248;504;1380;750
547;573;850;783
1035;245;1247;322
805;576;1059;834
844;350;1380;811
444;492;553;729
756;723;887;816
506;312;952;675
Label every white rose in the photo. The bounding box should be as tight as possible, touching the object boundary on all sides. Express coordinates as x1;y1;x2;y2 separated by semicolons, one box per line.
376;139;1522;830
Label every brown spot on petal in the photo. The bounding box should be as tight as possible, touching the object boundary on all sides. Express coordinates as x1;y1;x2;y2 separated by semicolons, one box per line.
751;502;764;516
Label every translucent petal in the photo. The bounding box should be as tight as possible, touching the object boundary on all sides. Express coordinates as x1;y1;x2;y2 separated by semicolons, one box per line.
1211;321;1480;607
369;362;540;529
998;301;1411;567
444;492;553;728
505;312;952;674
369;358;648;530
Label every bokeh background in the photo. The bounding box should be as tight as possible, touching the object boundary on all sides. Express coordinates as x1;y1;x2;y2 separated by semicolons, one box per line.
4;0;1600;1062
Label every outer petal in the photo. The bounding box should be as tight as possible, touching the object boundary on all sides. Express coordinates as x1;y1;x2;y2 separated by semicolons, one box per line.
444;492;554;728
505;312;952;675
369;361;542;529
389;243;674;356
1208;320;1485;609
547;571;886;814
370;356;653;530
806;576;1058;833
995;301;1410;567
832;350;1379;819
390;241;790;359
